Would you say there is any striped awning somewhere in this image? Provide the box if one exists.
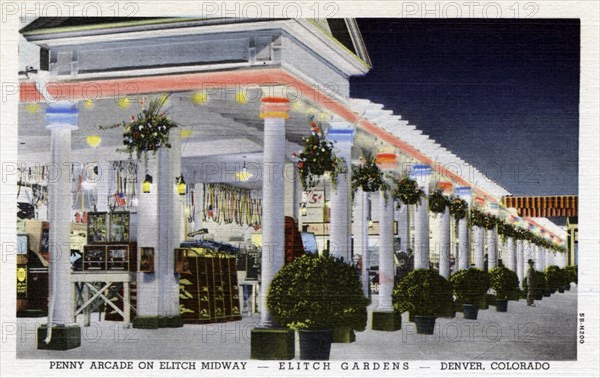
[503,196,578,217]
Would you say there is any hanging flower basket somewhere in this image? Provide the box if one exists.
[294,116,346,191]
[428,189,450,214]
[99,94,177,160]
[392,176,425,205]
[450,197,469,220]
[351,150,386,193]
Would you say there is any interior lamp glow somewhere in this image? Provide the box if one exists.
[300,202,308,217]
[177,175,186,195]
[142,174,153,193]
[235,161,253,182]
[86,135,102,148]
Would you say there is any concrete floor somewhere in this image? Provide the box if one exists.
[15,285,577,361]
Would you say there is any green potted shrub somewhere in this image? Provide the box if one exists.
[450,268,490,320]
[537,271,548,298]
[545,266,562,294]
[268,255,368,360]
[488,267,519,312]
[392,269,453,334]
[557,267,568,293]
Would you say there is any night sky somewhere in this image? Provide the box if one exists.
[351,19,580,197]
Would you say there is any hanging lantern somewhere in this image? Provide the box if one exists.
[235,159,253,182]
[177,175,186,196]
[300,202,308,217]
[142,174,153,193]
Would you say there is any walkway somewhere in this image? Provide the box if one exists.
[14,286,577,361]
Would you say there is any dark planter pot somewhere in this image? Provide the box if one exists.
[332,328,355,343]
[550,288,557,294]
[463,304,479,320]
[299,329,333,360]
[565,284,571,291]
[495,299,508,312]
[414,316,436,335]
[478,296,489,310]
[543,289,551,297]
[558,287,565,293]
[535,292,544,300]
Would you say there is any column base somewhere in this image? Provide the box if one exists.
[371,311,402,331]
[132,316,183,329]
[161,316,184,328]
[250,328,295,360]
[132,316,161,329]
[17,309,47,318]
[37,324,81,350]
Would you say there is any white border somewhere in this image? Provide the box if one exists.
[1,1,598,377]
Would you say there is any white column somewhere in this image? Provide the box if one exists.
[397,202,409,252]
[328,123,354,262]
[506,236,516,272]
[487,228,497,270]
[165,130,182,317]
[455,187,471,271]
[283,163,296,218]
[136,156,159,317]
[259,98,288,327]
[557,252,566,268]
[377,190,394,311]
[534,244,544,272]
[439,207,451,279]
[457,218,469,270]
[410,165,432,269]
[473,226,485,270]
[545,248,553,268]
[45,102,78,326]
[96,160,110,212]
[354,189,370,297]
[516,238,525,286]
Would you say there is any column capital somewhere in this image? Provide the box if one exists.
[455,186,472,203]
[259,97,290,120]
[45,101,78,131]
[327,121,355,145]
[409,164,432,178]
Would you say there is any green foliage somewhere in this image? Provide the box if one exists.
[351,150,387,193]
[545,265,564,289]
[488,267,519,299]
[450,268,490,305]
[392,269,453,317]
[536,271,547,290]
[295,116,346,191]
[498,222,517,238]
[469,209,498,229]
[267,255,368,331]
[565,265,578,284]
[449,196,468,220]
[392,176,425,205]
[429,190,450,214]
